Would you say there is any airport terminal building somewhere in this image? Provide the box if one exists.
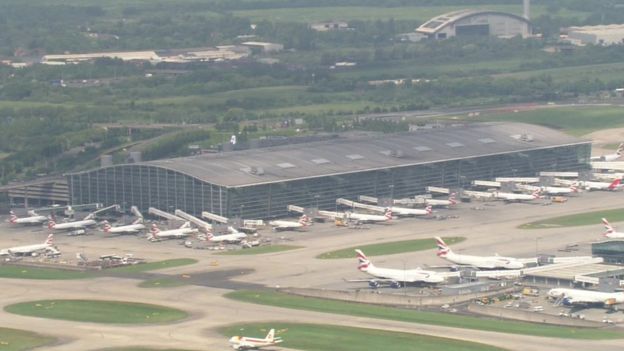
[67,122,591,219]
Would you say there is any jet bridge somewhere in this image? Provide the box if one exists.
[148,207,184,222]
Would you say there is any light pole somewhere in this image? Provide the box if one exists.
[389,184,395,202]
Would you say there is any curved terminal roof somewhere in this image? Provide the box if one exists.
[72,122,587,188]
[416,9,530,35]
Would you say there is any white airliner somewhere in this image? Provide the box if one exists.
[590,143,624,162]
[548,288,624,308]
[8,210,49,225]
[578,178,622,191]
[319,209,392,223]
[206,230,247,243]
[389,205,432,216]
[516,184,578,195]
[48,216,97,231]
[425,193,457,207]
[435,237,524,269]
[353,249,445,287]
[229,329,283,350]
[148,222,198,241]
[102,219,145,235]
[0,234,57,256]
[269,215,311,231]
[601,218,624,239]
[492,189,542,202]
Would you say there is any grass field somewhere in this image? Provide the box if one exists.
[97,348,197,351]
[233,5,588,23]
[107,258,198,274]
[217,245,303,255]
[317,237,465,259]
[495,62,624,83]
[475,106,624,136]
[0,265,94,280]
[138,278,189,289]
[5,300,188,324]
[0,327,56,351]
[520,208,624,229]
[220,323,506,351]
[225,290,624,340]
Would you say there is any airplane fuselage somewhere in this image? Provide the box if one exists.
[50,219,97,230]
[548,288,624,307]
[441,251,524,269]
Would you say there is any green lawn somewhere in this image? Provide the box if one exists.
[5,300,188,324]
[520,208,624,229]
[138,278,189,289]
[97,348,197,351]
[0,265,94,280]
[225,290,624,340]
[474,106,624,136]
[0,327,56,351]
[317,237,465,259]
[220,323,506,351]
[217,245,303,255]
[107,258,198,274]
[233,5,587,23]
[496,62,624,83]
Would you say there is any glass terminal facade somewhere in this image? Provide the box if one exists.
[68,143,590,219]
[593,241,624,264]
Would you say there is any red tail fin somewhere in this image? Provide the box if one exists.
[45,234,54,245]
[608,178,622,190]
[9,211,17,224]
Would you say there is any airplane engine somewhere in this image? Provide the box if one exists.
[390,281,402,289]
[562,297,573,306]
[368,280,380,289]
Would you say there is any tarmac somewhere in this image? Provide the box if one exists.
[1,190,624,350]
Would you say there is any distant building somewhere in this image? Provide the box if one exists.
[416,9,532,40]
[564,25,624,46]
[310,21,350,32]
[241,41,284,53]
[397,32,428,42]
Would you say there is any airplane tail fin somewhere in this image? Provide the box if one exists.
[180,221,191,229]
[449,193,457,205]
[266,329,275,342]
[617,143,624,155]
[532,189,542,199]
[435,236,450,257]
[47,219,56,230]
[384,208,392,220]
[150,223,160,235]
[9,211,17,224]
[602,218,615,235]
[45,234,54,245]
[425,205,432,215]
[102,220,112,233]
[608,178,622,190]
[570,184,579,193]
[299,214,310,226]
[355,249,371,271]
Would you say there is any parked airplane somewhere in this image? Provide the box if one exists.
[516,184,578,195]
[353,249,445,288]
[435,236,524,269]
[48,216,97,231]
[269,215,311,231]
[601,218,624,239]
[578,178,622,191]
[102,219,145,235]
[8,210,48,225]
[319,209,392,223]
[229,329,283,350]
[148,222,198,241]
[206,230,248,243]
[548,288,624,309]
[590,143,624,162]
[389,205,432,217]
[425,193,457,207]
[492,189,542,202]
[0,234,57,256]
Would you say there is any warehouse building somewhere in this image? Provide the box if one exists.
[416,9,532,39]
[564,25,624,46]
[67,122,590,219]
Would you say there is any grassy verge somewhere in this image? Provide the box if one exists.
[519,208,624,229]
[225,290,623,340]
[0,265,94,280]
[220,323,506,351]
[5,300,188,324]
[138,278,189,289]
[97,348,197,351]
[0,327,56,351]
[317,237,464,259]
[216,245,303,256]
[107,258,197,273]
[473,106,624,136]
